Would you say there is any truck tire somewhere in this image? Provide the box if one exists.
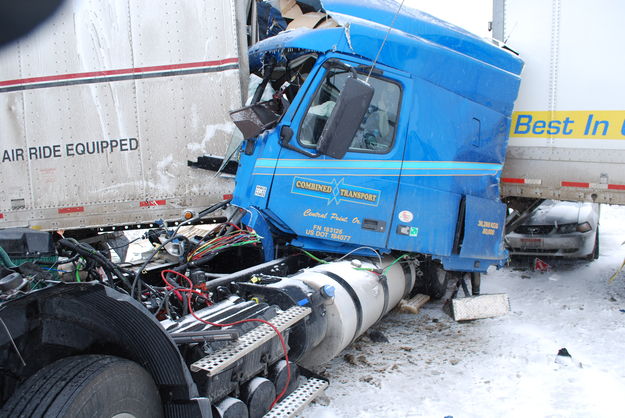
[426,266,451,299]
[1,355,163,418]
[414,262,450,300]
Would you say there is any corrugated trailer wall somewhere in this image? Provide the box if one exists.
[0,0,242,229]
[495,0,625,204]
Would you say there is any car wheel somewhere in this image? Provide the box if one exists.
[589,229,600,260]
[0,355,163,418]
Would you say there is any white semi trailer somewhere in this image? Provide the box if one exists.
[494,0,625,205]
[0,0,246,231]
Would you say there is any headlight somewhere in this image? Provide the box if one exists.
[576,222,592,233]
[557,223,577,233]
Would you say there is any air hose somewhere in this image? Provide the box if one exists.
[0,247,18,269]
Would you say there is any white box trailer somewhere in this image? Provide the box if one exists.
[0,0,248,230]
[494,0,625,205]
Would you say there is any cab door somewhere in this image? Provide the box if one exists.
[265,60,407,249]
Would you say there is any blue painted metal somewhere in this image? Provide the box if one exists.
[240,206,275,262]
[321,0,522,74]
[234,2,523,272]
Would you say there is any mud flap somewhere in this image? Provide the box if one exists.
[450,293,510,321]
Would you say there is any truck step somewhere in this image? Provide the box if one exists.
[264,377,328,418]
[190,306,311,375]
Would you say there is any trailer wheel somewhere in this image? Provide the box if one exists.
[0,355,163,418]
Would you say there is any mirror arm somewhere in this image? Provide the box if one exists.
[251,56,276,105]
[280,125,320,158]
[244,137,256,155]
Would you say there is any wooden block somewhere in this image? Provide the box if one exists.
[398,294,430,314]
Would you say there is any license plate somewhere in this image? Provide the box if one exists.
[520,238,543,248]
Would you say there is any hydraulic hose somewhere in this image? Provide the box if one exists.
[0,247,18,268]
[57,239,132,289]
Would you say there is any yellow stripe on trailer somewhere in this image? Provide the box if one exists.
[510,110,625,140]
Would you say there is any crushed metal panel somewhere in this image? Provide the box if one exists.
[451,294,510,321]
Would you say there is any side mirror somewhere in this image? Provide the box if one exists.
[317,76,374,159]
[229,101,281,140]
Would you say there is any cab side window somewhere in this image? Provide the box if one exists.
[299,68,401,153]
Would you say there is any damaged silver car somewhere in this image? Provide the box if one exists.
[505,200,600,260]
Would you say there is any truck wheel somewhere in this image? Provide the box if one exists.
[423,263,451,299]
[0,355,163,418]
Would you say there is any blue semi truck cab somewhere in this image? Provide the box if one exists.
[0,2,524,415]
[232,0,523,275]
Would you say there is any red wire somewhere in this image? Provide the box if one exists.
[161,270,291,409]
[161,270,212,305]
[227,222,242,230]
[162,269,195,289]
[190,232,248,259]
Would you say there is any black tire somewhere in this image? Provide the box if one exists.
[421,262,451,299]
[1,355,163,418]
[585,230,600,261]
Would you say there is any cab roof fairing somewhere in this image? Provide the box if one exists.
[248,0,523,114]
[249,23,522,115]
[321,0,522,75]
[338,20,523,115]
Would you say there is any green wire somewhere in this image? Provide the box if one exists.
[383,254,409,274]
[74,257,84,282]
[191,231,261,259]
[301,250,329,264]
[351,254,409,274]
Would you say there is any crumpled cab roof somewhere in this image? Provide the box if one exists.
[249,0,523,114]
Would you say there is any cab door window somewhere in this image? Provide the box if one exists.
[299,68,401,153]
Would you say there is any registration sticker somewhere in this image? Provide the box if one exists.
[254,185,267,198]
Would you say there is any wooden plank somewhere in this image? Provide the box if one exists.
[398,294,430,314]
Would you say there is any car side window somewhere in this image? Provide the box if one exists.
[299,68,400,153]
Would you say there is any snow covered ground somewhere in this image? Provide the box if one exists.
[303,204,625,418]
